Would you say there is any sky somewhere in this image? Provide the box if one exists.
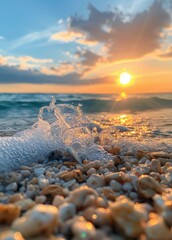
[0,0,172,93]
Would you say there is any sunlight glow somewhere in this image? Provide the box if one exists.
[120,72,132,85]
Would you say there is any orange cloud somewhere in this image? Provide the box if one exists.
[51,30,97,45]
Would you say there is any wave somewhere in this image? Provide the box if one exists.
[0,97,171,173]
[0,97,172,113]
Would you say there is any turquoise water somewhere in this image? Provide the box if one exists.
[0,93,172,139]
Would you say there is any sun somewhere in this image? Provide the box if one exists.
[120,72,132,85]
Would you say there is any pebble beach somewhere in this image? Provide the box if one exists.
[0,147,172,240]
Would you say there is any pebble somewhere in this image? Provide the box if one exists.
[33,168,45,177]
[5,182,18,192]
[0,231,25,240]
[68,186,98,209]
[87,174,105,188]
[145,213,172,240]
[53,195,65,207]
[162,201,172,226]
[150,159,161,173]
[86,167,97,176]
[15,198,36,211]
[150,151,169,159]
[41,184,65,201]
[12,204,59,237]
[83,207,113,227]
[110,180,122,192]
[72,216,96,239]
[122,182,133,192]
[9,193,23,203]
[0,204,20,224]
[137,175,163,199]
[110,197,146,238]
[38,178,49,189]
[59,202,76,222]
[35,195,47,204]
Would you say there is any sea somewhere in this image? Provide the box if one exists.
[0,93,172,173]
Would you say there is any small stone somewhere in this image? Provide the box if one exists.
[159,158,172,166]
[150,151,169,159]
[73,169,84,182]
[41,184,65,201]
[110,180,122,192]
[162,201,172,226]
[5,182,17,192]
[35,195,47,204]
[138,175,163,199]
[68,186,97,209]
[38,178,49,189]
[58,171,74,181]
[52,195,65,207]
[102,188,116,201]
[5,172,22,184]
[12,204,59,237]
[146,213,172,240]
[20,170,31,177]
[0,204,20,224]
[15,199,36,211]
[72,216,96,239]
[87,167,97,176]
[59,202,76,222]
[33,168,45,177]
[87,174,105,189]
[110,197,146,238]
[122,182,133,192]
[150,159,161,173]
[0,231,25,240]
[9,193,23,203]
[83,207,113,227]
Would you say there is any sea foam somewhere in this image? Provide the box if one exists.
[0,98,112,173]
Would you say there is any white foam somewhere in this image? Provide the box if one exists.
[0,98,112,173]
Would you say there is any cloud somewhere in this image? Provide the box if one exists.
[52,1,171,64]
[10,26,61,50]
[51,30,97,45]
[0,64,114,86]
[0,55,53,70]
[0,36,5,40]
[75,49,104,66]
[159,46,172,58]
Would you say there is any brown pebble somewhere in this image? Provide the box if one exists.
[73,169,84,182]
[9,193,23,203]
[102,188,116,201]
[0,204,20,224]
[41,184,65,201]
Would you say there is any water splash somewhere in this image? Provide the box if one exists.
[0,98,112,173]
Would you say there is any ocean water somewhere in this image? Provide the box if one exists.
[0,93,171,173]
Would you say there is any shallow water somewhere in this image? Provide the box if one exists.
[0,93,171,173]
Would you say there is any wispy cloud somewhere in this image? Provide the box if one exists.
[10,26,62,50]
[0,36,5,40]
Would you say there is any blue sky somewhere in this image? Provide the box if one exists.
[0,0,172,93]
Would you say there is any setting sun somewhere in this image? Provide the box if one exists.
[120,72,132,85]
